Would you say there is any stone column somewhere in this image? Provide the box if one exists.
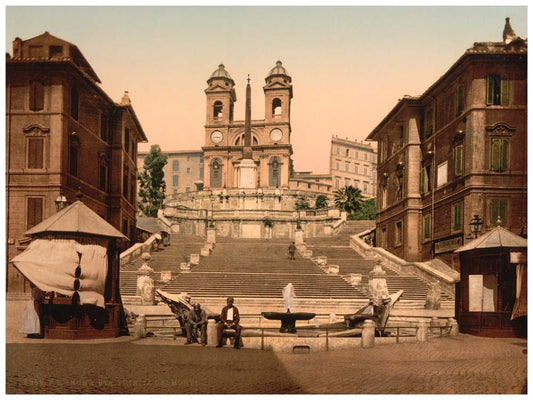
[361,319,376,348]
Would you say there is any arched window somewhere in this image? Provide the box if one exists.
[269,157,281,187]
[234,134,259,146]
[210,158,222,188]
[272,98,282,115]
[213,101,223,118]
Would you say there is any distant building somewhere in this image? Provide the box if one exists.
[6,32,147,292]
[330,136,377,198]
[290,172,332,194]
[138,150,204,195]
[366,18,527,264]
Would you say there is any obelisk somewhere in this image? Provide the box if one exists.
[238,75,257,188]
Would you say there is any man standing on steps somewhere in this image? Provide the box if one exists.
[216,297,242,349]
[185,303,207,346]
[288,242,296,260]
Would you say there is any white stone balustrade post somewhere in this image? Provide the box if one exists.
[361,319,375,348]
[134,315,147,338]
[416,320,429,342]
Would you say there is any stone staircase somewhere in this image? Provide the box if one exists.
[305,221,454,309]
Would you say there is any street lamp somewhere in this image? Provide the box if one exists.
[469,215,483,239]
[55,192,68,212]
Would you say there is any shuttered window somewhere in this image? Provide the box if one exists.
[453,203,463,231]
[487,75,509,106]
[490,199,508,226]
[491,138,509,172]
[29,80,44,111]
[423,215,431,239]
[453,144,463,177]
[27,197,43,229]
[456,85,464,116]
[27,137,44,169]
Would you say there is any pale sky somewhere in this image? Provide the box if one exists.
[5,5,528,173]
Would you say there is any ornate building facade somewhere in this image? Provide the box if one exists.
[202,62,293,190]
[6,32,147,291]
[367,18,527,265]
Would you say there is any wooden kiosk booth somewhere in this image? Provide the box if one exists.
[12,201,128,339]
[454,225,527,338]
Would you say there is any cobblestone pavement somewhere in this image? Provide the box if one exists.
[6,335,527,394]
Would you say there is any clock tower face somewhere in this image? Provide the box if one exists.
[270,128,283,142]
[210,130,223,144]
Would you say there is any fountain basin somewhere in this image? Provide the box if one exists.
[262,312,316,333]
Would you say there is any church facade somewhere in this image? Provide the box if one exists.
[202,62,293,190]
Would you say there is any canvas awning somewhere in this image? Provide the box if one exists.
[25,200,126,239]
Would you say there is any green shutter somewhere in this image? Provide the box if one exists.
[456,85,464,116]
[424,215,431,238]
[501,75,509,106]
[499,200,508,225]
[487,75,494,105]
[453,203,462,230]
[454,145,463,176]
[491,139,500,171]
[501,139,509,171]
[420,168,425,193]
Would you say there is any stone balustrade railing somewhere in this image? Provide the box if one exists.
[120,233,161,267]
[349,229,459,296]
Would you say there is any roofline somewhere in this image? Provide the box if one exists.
[117,104,148,142]
[366,97,421,140]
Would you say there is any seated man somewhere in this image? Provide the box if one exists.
[216,297,242,349]
[185,303,207,345]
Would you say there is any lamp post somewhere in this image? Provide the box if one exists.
[55,192,68,212]
[469,214,483,239]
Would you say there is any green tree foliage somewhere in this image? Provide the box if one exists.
[348,198,376,220]
[334,185,363,215]
[315,194,328,209]
[295,197,311,210]
[138,145,168,217]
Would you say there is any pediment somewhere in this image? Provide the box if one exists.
[263,81,289,90]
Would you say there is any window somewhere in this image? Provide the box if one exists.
[130,174,136,203]
[372,168,376,179]
[363,182,368,193]
[420,164,432,193]
[335,177,340,189]
[381,227,387,248]
[344,178,350,187]
[336,147,340,155]
[355,151,359,159]
[210,159,222,188]
[487,75,509,106]
[68,137,79,176]
[70,86,79,120]
[100,114,108,142]
[345,149,349,157]
[381,186,387,209]
[272,98,282,115]
[26,197,43,230]
[123,166,129,200]
[173,175,179,186]
[122,218,129,237]
[489,199,508,226]
[29,80,44,111]
[335,161,340,170]
[354,180,359,189]
[185,187,190,193]
[345,162,350,172]
[491,138,509,172]
[453,145,463,177]
[364,167,368,176]
[173,160,179,171]
[423,215,431,239]
[49,45,63,57]
[186,167,191,174]
[364,153,368,161]
[99,163,108,192]
[27,137,44,169]
[453,203,463,231]
[29,45,43,58]
[456,85,464,116]
[354,164,359,174]
[437,161,448,187]
[124,128,130,154]
[213,101,223,118]
[425,109,434,137]
[395,221,403,246]
[269,157,281,187]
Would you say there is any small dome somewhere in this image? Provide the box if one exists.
[266,60,291,82]
[207,63,234,85]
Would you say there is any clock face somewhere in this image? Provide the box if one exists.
[270,128,283,142]
[211,130,223,144]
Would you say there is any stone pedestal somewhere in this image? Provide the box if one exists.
[134,315,146,338]
[190,254,200,265]
[160,271,172,282]
[294,229,304,245]
[136,254,155,305]
[416,321,429,342]
[180,262,190,272]
[238,159,257,189]
[347,273,362,286]
[368,258,389,305]
[207,319,218,345]
[206,227,217,244]
[361,319,375,348]
[327,265,339,274]
[201,247,211,257]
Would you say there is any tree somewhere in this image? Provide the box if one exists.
[138,145,168,217]
[349,198,376,220]
[295,197,311,210]
[334,185,363,215]
[315,194,328,209]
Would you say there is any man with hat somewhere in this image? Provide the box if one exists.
[216,297,242,349]
[185,303,208,345]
